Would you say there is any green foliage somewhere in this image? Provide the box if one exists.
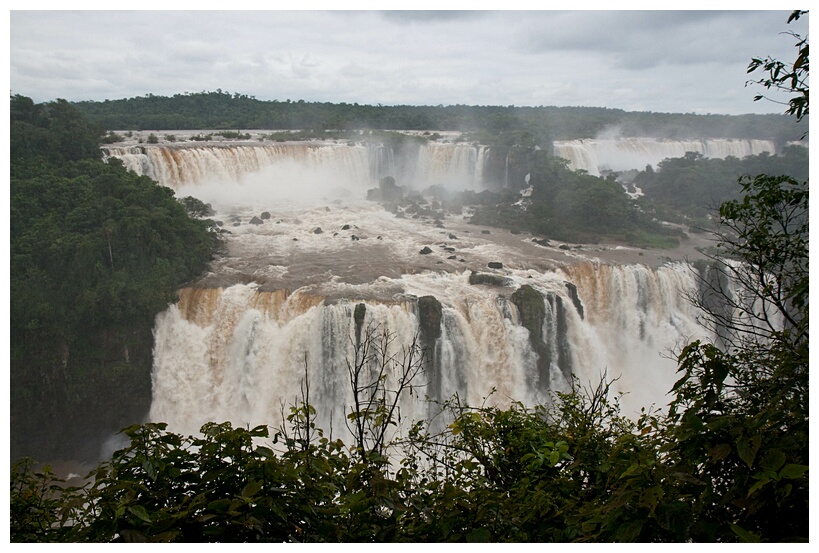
[10,96,224,461]
[470,153,682,247]
[633,147,807,223]
[71,90,805,144]
[747,10,809,125]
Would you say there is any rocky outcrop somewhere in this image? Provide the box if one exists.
[564,281,584,320]
[510,284,572,393]
[417,295,443,342]
[354,303,366,347]
[469,271,512,287]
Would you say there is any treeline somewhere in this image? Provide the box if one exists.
[10,95,223,461]
[463,143,808,247]
[72,90,806,144]
[634,145,809,223]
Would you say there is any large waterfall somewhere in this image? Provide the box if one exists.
[151,263,708,438]
[552,137,776,176]
[103,140,491,192]
[101,137,723,439]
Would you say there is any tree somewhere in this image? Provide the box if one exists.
[747,10,809,125]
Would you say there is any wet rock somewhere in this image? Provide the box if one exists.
[260,211,271,219]
[312,227,323,234]
[448,233,458,240]
[341,224,351,230]
[249,216,264,225]
[488,262,503,269]
[448,255,457,260]
[532,238,550,247]
[511,285,549,392]
[419,246,433,255]
[351,235,360,241]
[564,281,584,320]
[417,295,443,341]
[481,230,491,235]
[469,271,512,287]
[353,303,367,346]
[434,219,444,228]
[233,222,241,227]
[559,244,571,250]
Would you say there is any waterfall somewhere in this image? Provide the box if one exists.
[552,138,777,176]
[100,134,750,442]
[104,141,492,193]
[151,262,711,438]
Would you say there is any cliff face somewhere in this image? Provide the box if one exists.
[11,323,155,462]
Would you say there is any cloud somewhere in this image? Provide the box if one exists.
[9,10,808,115]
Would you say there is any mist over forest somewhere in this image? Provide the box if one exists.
[74,90,806,145]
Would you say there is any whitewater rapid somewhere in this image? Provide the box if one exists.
[101,138,717,439]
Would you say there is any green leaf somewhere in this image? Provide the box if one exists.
[241,479,263,498]
[466,527,492,542]
[779,464,809,480]
[128,504,152,523]
[708,443,732,462]
[730,524,760,543]
[759,449,787,472]
[736,435,762,468]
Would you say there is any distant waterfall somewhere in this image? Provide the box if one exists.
[104,141,492,192]
[552,138,777,176]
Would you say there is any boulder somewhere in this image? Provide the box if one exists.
[488,262,503,269]
[419,246,433,255]
[417,295,443,341]
[469,272,512,287]
[249,216,264,225]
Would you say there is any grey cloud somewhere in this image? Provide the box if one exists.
[9,10,808,114]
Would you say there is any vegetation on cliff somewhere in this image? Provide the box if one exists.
[10,95,223,461]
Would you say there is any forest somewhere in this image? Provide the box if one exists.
[74,91,805,146]
[9,11,809,543]
[10,94,223,461]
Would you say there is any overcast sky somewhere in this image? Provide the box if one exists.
[8,7,809,115]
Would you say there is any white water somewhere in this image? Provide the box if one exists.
[103,140,492,192]
[101,139,722,439]
[553,137,776,176]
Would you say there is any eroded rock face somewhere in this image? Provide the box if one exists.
[417,295,443,342]
[564,281,584,320]
[354,303,367,347]
[511,285,550,393]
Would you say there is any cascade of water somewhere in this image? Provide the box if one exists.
[151,261,713,439]
[104,141,492,192]
[552,138,777,176]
